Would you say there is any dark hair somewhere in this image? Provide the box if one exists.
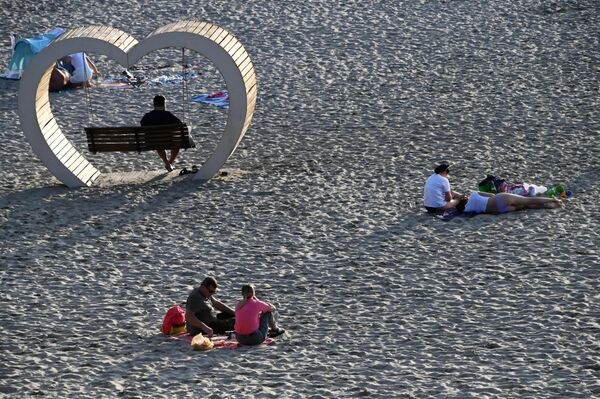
[434,163,450,174]
[241,284,255,298]
[201,276,217,288]
[153,95,166,107]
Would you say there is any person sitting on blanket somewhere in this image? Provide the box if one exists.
[233,284,285,345]
[140,95,183,172]
[456,191,564,214]
[423,162,464,214]
[185,277,235,337]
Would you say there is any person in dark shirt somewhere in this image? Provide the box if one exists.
[185,277,235,337]
[140,95,183,172]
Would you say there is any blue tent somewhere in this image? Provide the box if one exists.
[1,27,65,80]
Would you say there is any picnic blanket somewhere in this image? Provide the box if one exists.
[146,70,202,86]
[171,332,276,350]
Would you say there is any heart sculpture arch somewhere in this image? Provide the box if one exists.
[18,21,257,187]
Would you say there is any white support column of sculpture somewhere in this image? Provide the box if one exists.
[18,21,257,188]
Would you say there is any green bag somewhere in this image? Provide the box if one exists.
[478,175,498,193]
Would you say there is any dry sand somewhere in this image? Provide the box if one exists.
[1,1,599,398]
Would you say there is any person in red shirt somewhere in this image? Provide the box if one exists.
[234,284,285,345]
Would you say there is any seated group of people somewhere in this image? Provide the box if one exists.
[49,52,100,92]
[184,277,285,346]
[423,163,564,215]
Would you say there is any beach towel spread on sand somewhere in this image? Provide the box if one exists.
[429,209,477,221]
[91,69,198,88]
[146,70,202,86]
[191,91,230,108]
[88,69,204,90]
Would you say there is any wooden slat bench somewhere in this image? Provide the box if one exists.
[85,124,195,153]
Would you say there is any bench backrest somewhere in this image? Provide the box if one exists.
[85,124,194,153]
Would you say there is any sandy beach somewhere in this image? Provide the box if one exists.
[1,0,599,397]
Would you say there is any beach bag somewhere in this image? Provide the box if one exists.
[161,305,186,335]
[478,175,509,193]
[478,175,498,193]
[191,334,214,351]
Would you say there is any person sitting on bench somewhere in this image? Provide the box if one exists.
[140,95,183,172]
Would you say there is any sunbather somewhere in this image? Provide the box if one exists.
[58,52,100,87]
[457,191,564,214]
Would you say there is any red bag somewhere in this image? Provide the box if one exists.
[161,305,186,335]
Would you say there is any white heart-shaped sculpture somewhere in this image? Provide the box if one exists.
[18,21,257,187]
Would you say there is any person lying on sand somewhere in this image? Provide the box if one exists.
[49,65,70,92]
[50,53,101,92]
[456,191,564,214]
[58,52,101,87]
[233,284,285,345]
[423,163,464,214]
[185,277,235,338]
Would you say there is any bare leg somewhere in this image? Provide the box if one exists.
[156,150,173,171]
[441,198,460,210]
[489,193,563,213]
[168,148,180,166]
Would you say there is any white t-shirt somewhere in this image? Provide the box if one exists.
[465,191,489,213]
[69,52,93,84]
[423,173,451,208]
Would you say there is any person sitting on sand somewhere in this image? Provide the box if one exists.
[185,277,235,337]
[456,191,564,214]
[140,95,183,172]
[423,162,464,214]
[233,284,285,345]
